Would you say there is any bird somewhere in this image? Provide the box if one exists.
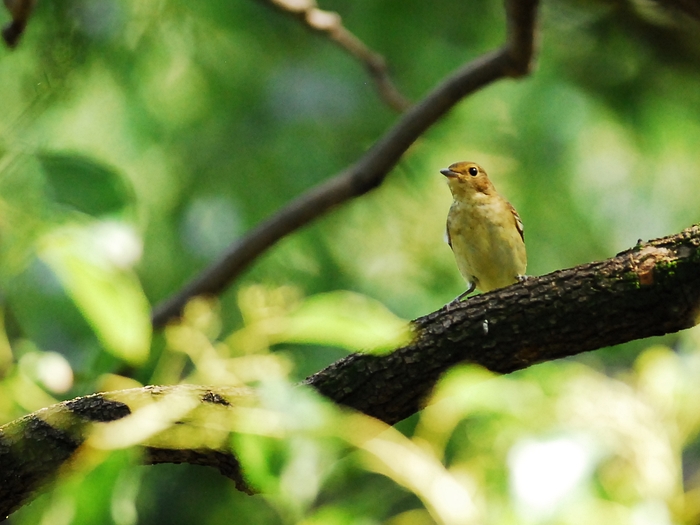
[441,161,527,301]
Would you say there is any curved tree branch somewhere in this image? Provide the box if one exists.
[255,0,411,112]
[3,224,700,518]
[150,0,541,328]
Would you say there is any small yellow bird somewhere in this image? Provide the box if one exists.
[441,161,527,301]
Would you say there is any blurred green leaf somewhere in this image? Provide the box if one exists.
[230,433,287,493]
[37,226,151,365]
[38,153,133,217]
[279,291,411,355]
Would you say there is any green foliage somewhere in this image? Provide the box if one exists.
[12,305,700,524]
[38,225,151,365]
[2,0,700,523]
[38,153,134,217]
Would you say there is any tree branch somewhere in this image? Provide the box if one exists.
[255,0,410,112]
[150,0,541,328]
[655,0,700,22]
[306,224,700,423]
[0,385,253,519]
[3,224,700,518]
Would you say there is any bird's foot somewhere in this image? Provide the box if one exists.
[448,282,477,305]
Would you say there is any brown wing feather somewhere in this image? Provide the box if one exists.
[510,204,524,241]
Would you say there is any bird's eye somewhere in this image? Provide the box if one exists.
[468,166,478,176]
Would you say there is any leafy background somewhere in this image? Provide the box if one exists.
[1,0,700,523]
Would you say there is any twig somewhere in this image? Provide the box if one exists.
[151,0,540,329]
[258,0,411,112]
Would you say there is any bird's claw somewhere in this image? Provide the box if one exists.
[448,282,476,305]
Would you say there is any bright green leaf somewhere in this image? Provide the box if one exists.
[38,226,151,365]
[279,291,411,355]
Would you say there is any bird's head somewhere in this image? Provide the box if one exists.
[440,161,494,198]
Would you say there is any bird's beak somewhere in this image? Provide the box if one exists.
[441,168,458,178]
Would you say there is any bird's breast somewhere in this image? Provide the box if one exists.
[447,197,526,292]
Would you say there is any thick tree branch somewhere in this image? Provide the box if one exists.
[3,224,700,518]
[306,225,700,423]
[655,0,700,21]
[151,0,541,328]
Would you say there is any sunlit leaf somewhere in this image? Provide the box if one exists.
[278,291,411,354]
[37,226,151,365]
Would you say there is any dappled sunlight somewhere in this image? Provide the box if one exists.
[7,363,59,413]
[150,293,700,523]
[20,350,74,394]
[557,369,680,503]
[227,385,481,524]
[508,435,596,519]
[416,365,545,460]
[149,292,477,522]
[409,341,700,524]
[38,449,143,525]
[88,389,202,450]
[279,290,411,354]
[183,285,411,362]
[346,415,479,525]
[90,221,142,270]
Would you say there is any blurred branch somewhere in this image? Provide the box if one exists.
[3,224,700,518]
[256,0,411,112]
[151,0,540,329]
[0,385,253,518]
[656,0,700,21]
[1,0,35,47]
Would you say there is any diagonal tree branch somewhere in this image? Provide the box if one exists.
[150,0,540,329]
[306,224,700,423]
[3,224,700,518]
[655,0,700,21]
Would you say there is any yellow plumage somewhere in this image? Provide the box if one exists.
[442,161,526,299]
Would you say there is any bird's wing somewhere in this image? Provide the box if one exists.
[510,204,524,241]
